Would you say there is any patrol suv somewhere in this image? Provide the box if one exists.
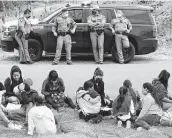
[1,4,158,63]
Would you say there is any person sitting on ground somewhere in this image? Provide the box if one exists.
[135,83,163,131]
[4,65,24,104]
[41,70,76,111]
[76,81,102,123]
[8,78,38,124]
[28,96,57,135]
[112,86,135,128]
[123,79,142,116]
[87,67,112,107]
[0,82,22,130]
[152,70,172,110]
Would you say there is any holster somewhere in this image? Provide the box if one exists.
[16,30,23,38]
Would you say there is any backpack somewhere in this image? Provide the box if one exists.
[160,107,172,127]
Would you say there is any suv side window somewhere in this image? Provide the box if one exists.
[68,9,83,23]
[85,9,112,23]
[121,9,153,24]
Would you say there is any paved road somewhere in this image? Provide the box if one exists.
[0,54,172,100]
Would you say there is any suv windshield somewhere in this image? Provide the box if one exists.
[42,7,63,22]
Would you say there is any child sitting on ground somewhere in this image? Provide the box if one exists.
[112,86,135,128]
[76,81,102,123]
[135,83,163,131]
[123,80,142,116]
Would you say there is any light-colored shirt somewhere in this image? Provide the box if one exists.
[18,17,32,34]
[52,16,76,33]
[28,105,57,135]
[111,17,132,32]
[87,14,106,30]
[138,93,163,119]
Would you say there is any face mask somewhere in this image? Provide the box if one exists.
[116,13,122,18]
[95,78,102,83]
[92,10,97,15]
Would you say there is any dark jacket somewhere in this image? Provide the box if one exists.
[4,66,23,97]
[20,89,38,105]
[88,77,105,106]
[112,95,131,116]
[41,77,65,96]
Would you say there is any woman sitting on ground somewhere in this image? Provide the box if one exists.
[112,86,135,128]
[135,83,163,131]
[4,65,24,104]
[76,81,102,123]
[123,79,142,116]
[41,70,76,111]
[152,70,172,110]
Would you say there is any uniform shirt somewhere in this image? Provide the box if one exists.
[111,17,132,32]
[87,14,106,30]
[52,16,76,33]
[18,17,32,34]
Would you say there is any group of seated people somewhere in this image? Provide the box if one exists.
[0,65,172,135]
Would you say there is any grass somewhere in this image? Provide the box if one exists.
[0,108,172,138]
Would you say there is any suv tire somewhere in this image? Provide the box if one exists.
[112,42,135,63]
[28,39,43,61]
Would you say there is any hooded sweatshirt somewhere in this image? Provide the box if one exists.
[152,79,168,101]
[28,105,57,135]
[4,66,23,97]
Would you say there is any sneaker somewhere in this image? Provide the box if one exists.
[99,61,103,64]
[52,61,58,65]
[20,61,26,64]
[137,127,144,131]
[126,120,131,128]
[7,122,22,130]
[117,120,122,127]
[67,61,72,65]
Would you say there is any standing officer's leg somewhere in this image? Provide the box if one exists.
[122,35,130,48]
[53,36,64,64]
[115,34,124,63]
[98,32,104,63]
[90,32,99,63]
[64,34,72,64]
[22,37,32,62]
[15,35,26,63]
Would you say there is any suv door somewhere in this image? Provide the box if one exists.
[84,8,115,54]
[46,8,85,54]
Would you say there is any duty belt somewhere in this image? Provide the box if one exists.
[58,32,70,36]
[115,31,127,35]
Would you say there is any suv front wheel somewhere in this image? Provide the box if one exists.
[28,39,43,61]
[111,42,135,63]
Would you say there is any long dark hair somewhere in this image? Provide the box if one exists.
[158,70,170,89]
[48,70,58,83]
[116,86,128,110]
[143,82,162,108]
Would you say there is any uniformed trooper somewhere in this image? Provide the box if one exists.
[15,9,34,64]
[110,10,132,64]
[87,6,106,64]
[52,8,77,65]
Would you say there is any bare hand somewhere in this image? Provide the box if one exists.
[53,32,57,37]
[126,29,130,33]
[70,29,75,34]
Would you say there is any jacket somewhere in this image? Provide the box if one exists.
[41,77,65,96]
[28,105,57,135]
[4,66,23,97]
